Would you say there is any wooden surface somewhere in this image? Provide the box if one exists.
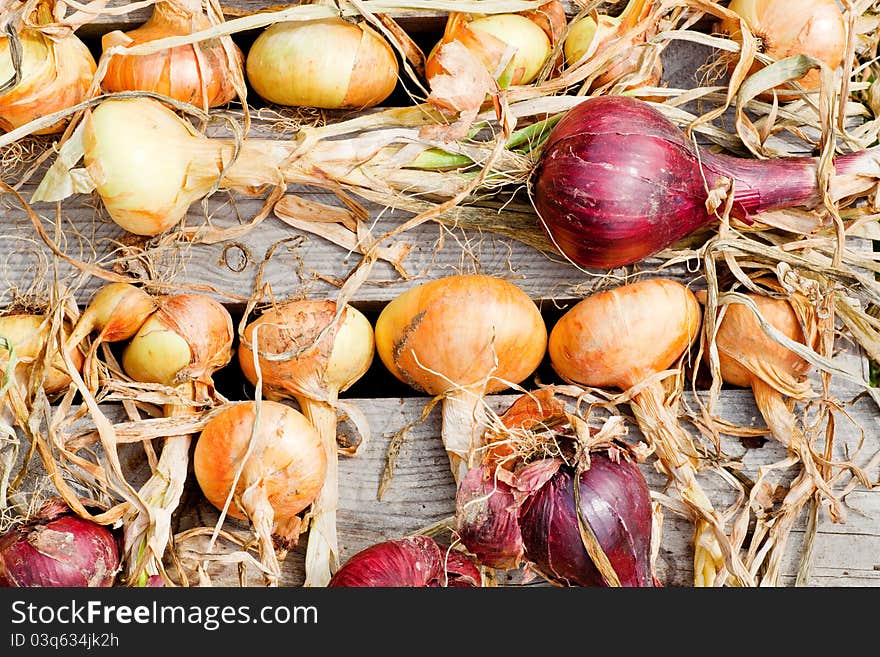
[1,3,878,587]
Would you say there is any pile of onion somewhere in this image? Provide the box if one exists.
[246,17,399,109]
[716,0,846,101]
[547,278,748,586]
[328,536,480,587]
[533,95,880,269]
[194,400,326,586]
[374,274,546,486]
[702,282,830,585]
[454,388,655,586]
[0,498,119,587]
[238,299,374,587]
[0,0,95,134]
[119,292,233,585]
[101,0,243,108]
[563,0,662,93]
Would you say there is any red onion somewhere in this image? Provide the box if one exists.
[328,536,481,587]
[532,95,880,268]
[0,499,120,587]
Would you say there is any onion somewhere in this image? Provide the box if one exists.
[717,0,846,100]
[374,274,547,485]
[563,0,662,92]
[0,498,119,587]
[246,18,399,109]
[426,12,551,88]
[704,285,825,585]
[328,536,480,587]
[194,400,326,585]
[119,293,233,584]
[238,300,374,587]
[0,0,96,134]
[101,0,244,108]
[532,95,880,269]
[548,278,748,586]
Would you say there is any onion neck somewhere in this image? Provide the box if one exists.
[440,387,487,487]
[240,482,281,587]
[215,139,297,192]
[704,145,880,217]
[750,377,797,449]
[297,393,339,588]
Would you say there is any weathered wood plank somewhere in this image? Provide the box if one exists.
[15,389,877,587]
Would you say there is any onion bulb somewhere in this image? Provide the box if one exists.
[703,285,824,585]
[426,12,551,89]
[238,300,374,587]
[563,0,662,92]
[548,278,748,587]
[375,275,547,486]
[328,536,480,587]
[101,0,244,108]
[0,1,96,134]
[194,400,326,585]
[246,18,399,109]
[119,293,233,584]
[0,499,119,587]
[716,0,846,100]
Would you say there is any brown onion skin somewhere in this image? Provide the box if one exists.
[519,454,654,587]
[533,95,873,268]
[0,501,119,587]
[328,536,480,587]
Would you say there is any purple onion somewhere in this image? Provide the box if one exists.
[328,535,481,587]
[455,465,523,569]
[0,499,120,587]
[533,95,878,268]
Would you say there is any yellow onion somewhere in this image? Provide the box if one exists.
[194,400,326,585]
[716,0,846,100]
[704,287,823,585]
[246,18,399,109]
[0,313,83,397]
[0,1,96,134]
[101,0,243,108]
[120,293,233,584]
[238,299,373,587]
[563,0,661,92]
[548,278,750,587]
[374,275,547,485]
[426,12,551,88]
[81,97,292,236]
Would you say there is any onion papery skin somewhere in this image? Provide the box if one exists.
[374,274,547,396]
[518,455,654,587]
[193,400,326,523]
[246,18,399,109]
[328,536,481,587]
[0,28,96,134]
[0,314,84,395]
[532,95,876,269]
[455,464,523,569]
[102,1,243,107]
[0,500,119,587]
[717,0,846,100]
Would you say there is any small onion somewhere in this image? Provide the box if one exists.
[0,499,119,587]
[328,536,481,587]
[246,18,399,109]
[0,2,96,134]
[238,300,374,587]
[194,400,327,585]
[0,313,83,397]
[101,0,244,108]
[374,275,547,485]
[717,0,846,100]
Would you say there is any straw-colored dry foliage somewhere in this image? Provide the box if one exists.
[0,0,878,587]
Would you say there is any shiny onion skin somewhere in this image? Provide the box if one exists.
[328,536,480,587]
[0,500,119,587]
[102,1,243,107]
[532,95,878,269]
[518,456,654,587]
